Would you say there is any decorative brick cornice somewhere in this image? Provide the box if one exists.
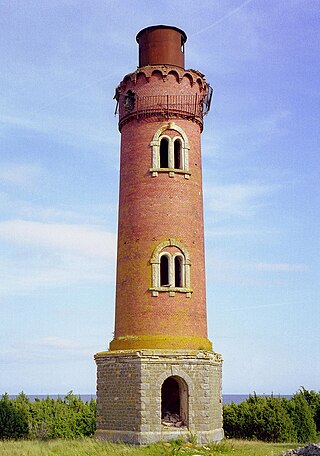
[118,66,207,92]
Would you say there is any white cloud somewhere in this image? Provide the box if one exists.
[206,255,308,286]
[0,164,42,187]
[1,112,114,149]
[204,182,278,218]
[27,337,83,350]
[0,220,116,259]
[0,220,116,295]
[0,253,114,296]
[190,0,256,38]
[0,337,97,363]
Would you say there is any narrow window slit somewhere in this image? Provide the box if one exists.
[174,139,181,169]
[174,256,183,287]
[160,138,169,168]
[160,255,169,286]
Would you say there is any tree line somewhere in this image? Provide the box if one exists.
[223,388,320,443]
[1,388,320,442]
[0,391,95,439]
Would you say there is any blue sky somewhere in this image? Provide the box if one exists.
[1,0,319,395]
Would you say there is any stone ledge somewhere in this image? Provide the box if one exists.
[95,349,222,364]
[95,427,224,445]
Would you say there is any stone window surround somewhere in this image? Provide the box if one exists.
[150,122,190,179]
[149,239,192,298]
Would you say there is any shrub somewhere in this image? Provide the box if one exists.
[2,392,96,440]
[0,394,29,439]
[223,389,320,443]
[285,391,317,443]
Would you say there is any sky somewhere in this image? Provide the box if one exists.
[0,0,319,396]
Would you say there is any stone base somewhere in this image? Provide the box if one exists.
[94,349,223,445]
[95,428,224,445]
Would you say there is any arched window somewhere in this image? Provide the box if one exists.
[160,254,170,286]
[149,239,192,297]
[174,255,183,287]
[174,139,182,169]
[160,138,169,168]
[124,90,135,111]
[150,122,190,178]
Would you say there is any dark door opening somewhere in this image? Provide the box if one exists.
[161,376,188,428]
[161,377,180,417]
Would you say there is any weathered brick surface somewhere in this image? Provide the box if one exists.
[111,67,211,351]
[95,350,223,444]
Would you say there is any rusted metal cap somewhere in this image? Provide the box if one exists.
[136,25,187,68]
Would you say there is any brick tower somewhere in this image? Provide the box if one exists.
[95,25,223,444]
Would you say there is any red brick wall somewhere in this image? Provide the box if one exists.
[111,68,211,350]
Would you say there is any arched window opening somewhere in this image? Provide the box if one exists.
[150,240,192,295]
[161,376,188,427]
[124,90,135,111]
[160,138,169,168]
[174,139,182,169]
[160,255,169,286]
[174,256,183,288]
[150,123,190,176]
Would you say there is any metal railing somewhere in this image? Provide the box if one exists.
[118,94,205,126]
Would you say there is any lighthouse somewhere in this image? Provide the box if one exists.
[95,25,223,444]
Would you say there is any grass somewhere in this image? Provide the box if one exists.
[0,438,302,456]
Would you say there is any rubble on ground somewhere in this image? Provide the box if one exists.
[280,443,320,455]
[161,412,187,428]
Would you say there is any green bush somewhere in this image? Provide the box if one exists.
[0,394,29,439]
[285,391,317,443]
[1,392,96,440]
[223,388,319,443]
[298,387,320,432]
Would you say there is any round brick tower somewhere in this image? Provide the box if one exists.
[95,25,223,445]
[110,25,211,352]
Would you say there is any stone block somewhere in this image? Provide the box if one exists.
[95,350,223,444]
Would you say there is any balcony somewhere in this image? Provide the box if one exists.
[117,93,208,130]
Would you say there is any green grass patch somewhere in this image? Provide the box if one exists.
[0,438,301,455]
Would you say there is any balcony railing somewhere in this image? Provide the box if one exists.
[117,94,207,128]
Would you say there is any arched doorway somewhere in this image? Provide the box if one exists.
[161,376,188,427]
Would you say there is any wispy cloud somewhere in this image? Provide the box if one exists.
[204,182,278,218]
[0,164,42,187]
[206,255,308,286]
[190,0,256,37]
[0,337,97,363]
[203,109,291,161]
[0,220,116,259]
[0,253,114,296]
[0,219,116,295]
[27,337,83,350]
[1,112,115,150]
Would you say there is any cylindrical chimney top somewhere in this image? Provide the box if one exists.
[136,25,187,68]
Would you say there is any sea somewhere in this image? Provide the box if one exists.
[8,394,291,404]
